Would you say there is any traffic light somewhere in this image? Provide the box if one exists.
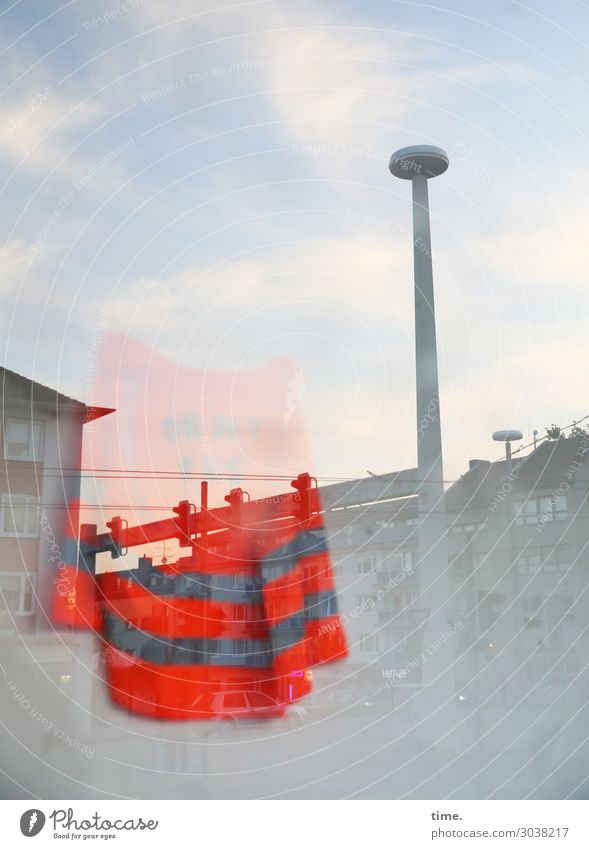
[105,516,128,559]
[291,472,313,520]
[224,487,244,508]
[172,500,195,547]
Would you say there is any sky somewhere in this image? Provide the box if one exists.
[2,0,589,500]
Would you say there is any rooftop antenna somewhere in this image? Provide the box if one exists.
[492,429,523,461]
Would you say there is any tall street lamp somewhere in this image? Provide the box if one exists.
[389,144,458,743]
[389,144,448,495]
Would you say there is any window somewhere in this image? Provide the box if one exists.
[450,520,487,535]
[449,553,467,576]
[232,640,248,655]
[389,550,412,571]
[475,552,493,577]
[332,561,344,578]
[472,552,487,570]
[359,633,380,653]
[555,595,575,622]
[451,550,488,576]
[354,593,375,612]
[515,495,568,525]
[514,544,571,574]
[356,556,376,575]
[376,516,418,529]
[521,595,542,625]
[0,495,39,537]
[0,572,36,615]
[223,692,246,708]
[262,565,283,582]
[391,589,415,613]
[376,518,395,529]
[247,692,274,708]
[207,639,220,655]
[3,419,43,461]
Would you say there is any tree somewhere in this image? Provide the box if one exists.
[545,422,589,441]
[545,424,562,440]
[570,424,589,439]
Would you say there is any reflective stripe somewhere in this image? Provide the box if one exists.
[101,527,332,667]
[266,593,337,651]
[259,539,298,581]
[78,549,96,574]
[62,537,79,565]
[304,591,339,619]
[100,528,329,595]
[296,529,328,557]
[259,529,328,581]
[103,610,275,667]
[269,612,306,652]
[107,561,263,603]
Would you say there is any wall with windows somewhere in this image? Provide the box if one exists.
[321,443,589,704]
[321,500,420,698]
[0,413,44,633]
[0,403,85,633]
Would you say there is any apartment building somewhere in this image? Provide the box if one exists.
[319,436,589,710]
[0,367,113,637]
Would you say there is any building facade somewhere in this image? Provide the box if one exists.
[0,367,113,637]
[319,436,589,712]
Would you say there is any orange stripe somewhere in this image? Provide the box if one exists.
[262,563,306,627]
[105,647,308,719]
[100,592,268,640]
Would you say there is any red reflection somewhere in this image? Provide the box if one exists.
[51,335,347,720]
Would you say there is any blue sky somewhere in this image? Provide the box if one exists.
[2,0,589,487]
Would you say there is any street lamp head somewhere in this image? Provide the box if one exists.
[492,430,523,443]
[389,145,449,180]
[492,429,523,462]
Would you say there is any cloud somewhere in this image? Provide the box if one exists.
[0,87,99,177]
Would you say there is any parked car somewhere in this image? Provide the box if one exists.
[200,690,307,733]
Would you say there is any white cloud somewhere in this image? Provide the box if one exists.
[0,87,99,177]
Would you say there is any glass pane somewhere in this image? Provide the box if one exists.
[248,692,273,707]
[3,497,26,534]
[5,421,30,458]
[32,422,43,458]
[22,577,34,613]
[26,499,38,534]
[224,693,246,707]
[0,574,21,612]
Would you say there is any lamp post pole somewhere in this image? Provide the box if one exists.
[390,145,457,744]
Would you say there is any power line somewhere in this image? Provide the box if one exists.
[9,467,351,482]
[506,413,589,460]
[3,466,458,483]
